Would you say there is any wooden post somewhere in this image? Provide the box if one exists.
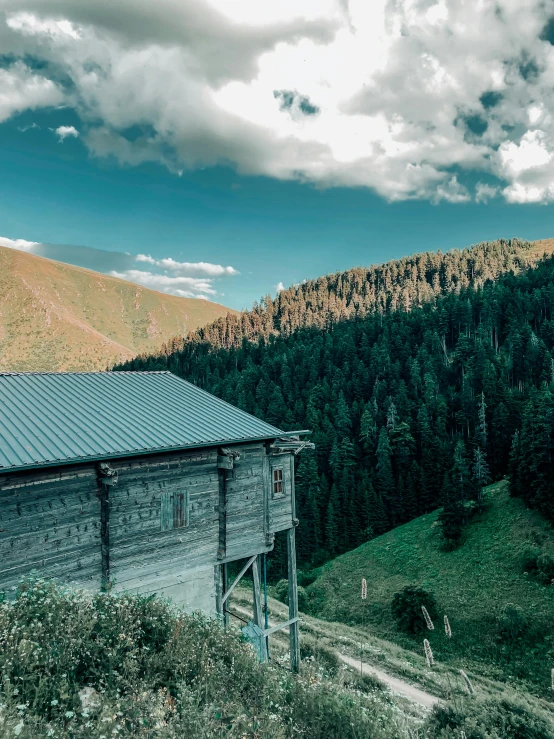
[252,555,267,661]
[214,565,223,620]
[287,526,300,673]
[222,562,229,628]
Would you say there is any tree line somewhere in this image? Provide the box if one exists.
[115,239,554,571]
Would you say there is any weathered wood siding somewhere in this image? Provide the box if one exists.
[0,443,297,614]
[0,464,101,595]
[268,453,294,532]
[108,449,219,608]
[225,443,267,559]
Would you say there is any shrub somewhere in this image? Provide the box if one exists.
[536,553,554,584]
[391,585,438,634]
[297,570,317,587]
[521,546,541,575]
[521,547,554,584]
[274,578,289,603]
[425,694,554,738]
[0,577,407,738]
[273,580,309,611]
[497,603,529,643]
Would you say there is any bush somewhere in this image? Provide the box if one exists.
[391,585,438,634]
[297,570,317,587]
[425,694,554,738]
[273,580,309,611]
[522,547,554,584]
[0,577,408,738]
[497,603,529,643]
[536,553,554,584]
[274,578,289,603]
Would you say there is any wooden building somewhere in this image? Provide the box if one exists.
[0,371,312,669]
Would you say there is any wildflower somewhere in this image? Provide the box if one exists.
[460,669,474,695]
[361,578,367,600]
[444,615,452,638]
[421,606,434,630]
[423,639,434,667]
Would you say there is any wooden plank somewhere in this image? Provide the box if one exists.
[100,478,110,589]
[252,555,267,661]
[222,562,229,628]
[287,526,300,673]
[263,616,300,638]
[221,555,256,605]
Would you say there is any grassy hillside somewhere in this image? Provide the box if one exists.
[0,246,235,371]
[2,578,553,738]
[307,481,554,698]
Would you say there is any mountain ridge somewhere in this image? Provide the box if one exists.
[0,245,236,372]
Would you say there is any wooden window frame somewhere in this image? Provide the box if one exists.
[160,490,189,531]
[272,466,285,499]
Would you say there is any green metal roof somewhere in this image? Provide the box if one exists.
[0,371,290,473]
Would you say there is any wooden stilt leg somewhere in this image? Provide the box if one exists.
[222,562,229,628]
[252,555,267,661]
[287,527,300,673]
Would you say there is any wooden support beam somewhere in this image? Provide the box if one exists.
[214,564,223,620]
[221,554,256,605]
[287,526,300,673]
[222,562,229,628]
[263,616,300,638]
[252,555,267,661]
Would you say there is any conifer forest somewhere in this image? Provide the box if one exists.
[115,239,554,572]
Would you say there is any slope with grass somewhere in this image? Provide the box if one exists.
[0,245,235,371]
[306,481,554,698]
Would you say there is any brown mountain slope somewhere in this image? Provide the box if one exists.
[0,246,237,371]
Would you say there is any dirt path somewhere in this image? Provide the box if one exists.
[337,652,440,709]
[228,602,440,710]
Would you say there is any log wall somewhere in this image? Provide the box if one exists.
[0,443,296,613]
[0,464,101,593]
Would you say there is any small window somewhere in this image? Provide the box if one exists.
[161,491,188,531]
[272,467,284,497]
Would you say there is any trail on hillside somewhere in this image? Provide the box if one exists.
[228,602,440,710]
[337,652,439,709]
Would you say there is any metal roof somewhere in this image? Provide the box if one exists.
[0,371,291,473]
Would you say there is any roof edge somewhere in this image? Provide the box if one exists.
[0,431,311,475]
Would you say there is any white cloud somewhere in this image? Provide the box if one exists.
[3,1,554,200]
[275,281,285,293]
[0,61,63,123]
[135,254,238,276]
[475,182,499,203]
[18,121,40,132]
[0,234,238,299]
[54,125,79,141]
[0,235,40,250]
[432,175,470,204]
[110,269,217,298]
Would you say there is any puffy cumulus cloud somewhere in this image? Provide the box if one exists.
[432,175,470,204]
[275,281,285,293]
[135,254,238,277]
[54,124,79,140]
[110,270,218,299]
[0,60,63,122]
[4,0,554,201]
[475,182,499,204]
[0,235,40,250]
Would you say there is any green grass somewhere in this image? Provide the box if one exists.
[307,481,554,698]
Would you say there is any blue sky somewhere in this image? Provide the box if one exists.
[2,1,554,310]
